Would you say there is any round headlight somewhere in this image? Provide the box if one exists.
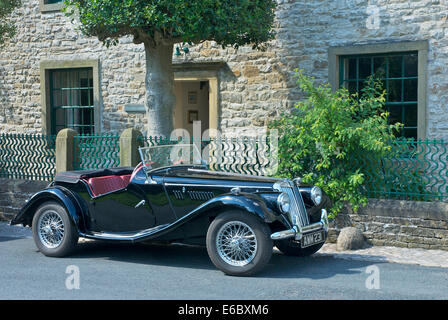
[311,186,322,205]
[277,192,290,213]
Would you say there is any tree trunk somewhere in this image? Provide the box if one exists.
[144,42,175,137]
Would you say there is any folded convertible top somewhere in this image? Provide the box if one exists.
[54,167,134,184]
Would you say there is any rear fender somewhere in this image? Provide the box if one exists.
[10,186,86,232]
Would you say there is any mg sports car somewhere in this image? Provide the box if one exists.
[11,144,330,276]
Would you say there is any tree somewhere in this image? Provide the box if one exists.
[0,0,21,46]
[64,0,277,136]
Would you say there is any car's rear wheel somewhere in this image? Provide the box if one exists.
[32,201,78,257]
[275,238,325,257]
[206,211,273,276]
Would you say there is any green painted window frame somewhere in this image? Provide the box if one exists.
[40,0,64,13]
[328,41,428,140]
[49,68,95,135]
[40,60,101,135]
[339,51,418,139]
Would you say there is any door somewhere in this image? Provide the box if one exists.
[87,183,156,233]
[173,80,209,138]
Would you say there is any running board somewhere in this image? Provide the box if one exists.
[83,224,170,241]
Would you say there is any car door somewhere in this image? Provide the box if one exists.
[87,182,156,233]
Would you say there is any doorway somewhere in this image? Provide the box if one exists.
[173,80,210,137]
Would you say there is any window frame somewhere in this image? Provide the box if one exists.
[49,67,95,135]
[339,51,419,139]
[40,0,64,13]
[328,41,428,140]
[40,60,101,135]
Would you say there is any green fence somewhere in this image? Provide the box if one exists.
[73,134,120,170]
[0,133,56,181]
[138,135,275,176]
[0,129,438,202]
[358,139,448,201]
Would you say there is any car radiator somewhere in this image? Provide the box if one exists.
[280,181,310,228]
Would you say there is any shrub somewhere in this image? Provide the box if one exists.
[269,70,402,217]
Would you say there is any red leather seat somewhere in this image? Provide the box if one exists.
[85,174,131,197]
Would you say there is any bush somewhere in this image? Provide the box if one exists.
[269,70,401,217]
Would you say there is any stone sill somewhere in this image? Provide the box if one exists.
[40,2,64,13]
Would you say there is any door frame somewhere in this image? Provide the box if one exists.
[173,62,223,134]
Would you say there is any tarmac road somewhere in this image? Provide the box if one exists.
[0,223,447,300]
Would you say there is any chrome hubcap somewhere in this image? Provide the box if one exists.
[37,210,65,249]
[216,221,258,266]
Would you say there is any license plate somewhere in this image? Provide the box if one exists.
[301,230,325,248]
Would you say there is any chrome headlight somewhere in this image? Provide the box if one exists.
[311,186,322,205]
[277,192,290,213]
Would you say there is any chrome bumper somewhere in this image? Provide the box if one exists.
[271,209,329,241]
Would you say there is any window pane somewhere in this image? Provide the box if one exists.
[347,58,357,79]
[373,57,386,79]
[359,79,375,95]
[404,128,417,140]
[359,57,371,79]
[388,56,403,78]
[388,105,402,124]
[403,79,417,101]
[404,54,418,77]
[387,79,402,102]
[347,81,357,95]
[404,104,418,127]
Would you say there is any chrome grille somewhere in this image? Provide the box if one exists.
[280,181,309,228]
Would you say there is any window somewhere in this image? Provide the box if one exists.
[50,68,95,135]
[40,0,64,12]
[339,52,418,139]
[329,41,428,140]
[40,59,100,135]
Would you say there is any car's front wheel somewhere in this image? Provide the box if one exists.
[32,201,78,257]
[206,211,273,276]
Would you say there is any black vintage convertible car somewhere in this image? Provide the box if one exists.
[11,144,330,276]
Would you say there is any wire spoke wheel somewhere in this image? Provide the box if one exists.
[216,221,258,267]
[37,210,65,249]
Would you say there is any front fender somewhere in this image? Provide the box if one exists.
[10,186,86,232]
[190,192,279,223]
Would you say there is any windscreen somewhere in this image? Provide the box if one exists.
[138,144,203,171]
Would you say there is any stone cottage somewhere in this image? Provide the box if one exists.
[0,0,447,140]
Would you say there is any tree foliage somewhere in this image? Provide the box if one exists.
[269,70,402,217]
[0,0,21,46]
[64,0,277,48]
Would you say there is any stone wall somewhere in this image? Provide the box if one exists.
[328,199,448,250]
[0,0,148,135]
[0,178,48,221]
[1,0,448,139]
[175,0,448,139]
